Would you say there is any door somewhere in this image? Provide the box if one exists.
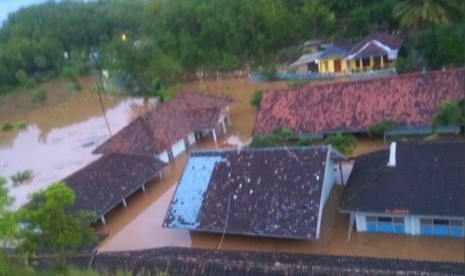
[334,59,342,72]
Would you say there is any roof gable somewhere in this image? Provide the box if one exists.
[349,32,402,54]
[253,69,464,136]
[164,147,345,239]
[340,141,464,216]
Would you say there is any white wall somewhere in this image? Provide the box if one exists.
[187,132,196,145]
[171,138,186,158]
[156,151,169,163]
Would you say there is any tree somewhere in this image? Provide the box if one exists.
[0,177,18,274]
[368,120,398,144]
[393,0,459,68]
[18,182,97,269]
[393,0,455,31]
[431,100,465,133]
[324,133,357,155]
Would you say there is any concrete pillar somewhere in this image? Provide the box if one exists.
[101,215,106,225]
[221,119,226,134]
[212,129,217,141]
[122,198,127,208]
[141,184,146,193]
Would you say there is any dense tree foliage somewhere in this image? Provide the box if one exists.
[18,182,97,269]
[0,177,18,274]
[0,0,463,94]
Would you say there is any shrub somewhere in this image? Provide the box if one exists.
[250,89,263,108]
[15,69,36,89]
[324,133,357,155]
[249,136,276,148]
[297,136,312,146]
[32,90,47,104]
[2,122,14,131]
[10,170,33,186]
[17,120,28,129]
[260,64,278,81]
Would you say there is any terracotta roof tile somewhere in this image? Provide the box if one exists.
[93,92,233,155]
[253,69,464,136]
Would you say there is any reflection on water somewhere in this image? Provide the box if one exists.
[0,97,148,210]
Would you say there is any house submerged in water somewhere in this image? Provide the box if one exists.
[163,146,346,240]
[340,141,464,238]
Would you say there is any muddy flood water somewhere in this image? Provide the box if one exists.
[0,77,463,262]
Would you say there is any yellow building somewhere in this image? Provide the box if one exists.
[316,46,348,74]
[345,33,402,73]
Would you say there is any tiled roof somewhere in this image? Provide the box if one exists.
[350,32,403,54]
[164,147,346,240]
[350,43,389,59]
[63,153,166,218]
[253,69,464,136]
[33,247,465,275]
[319,45,348,59]
[93,92,233,155]
[340,141,464,216]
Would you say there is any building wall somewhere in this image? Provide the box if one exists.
[172,138,186,158]
[187,132,196,145]
[156,151,169,163]
[321,157,337,205]
[318,58,347,73]
[353,212,464,238]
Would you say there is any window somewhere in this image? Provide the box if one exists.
[420,218,463,237]
[365,216,404,234]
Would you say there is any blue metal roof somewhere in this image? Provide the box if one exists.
[167,156,225,228]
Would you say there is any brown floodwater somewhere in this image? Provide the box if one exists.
[0,77,151,209]
[1,77,463,262]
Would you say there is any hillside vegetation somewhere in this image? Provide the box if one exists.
[0,0,463,95]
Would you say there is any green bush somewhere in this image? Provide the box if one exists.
[15,69,37,89]
[17,120,28,129]
[368,120,398,137]
[260,64,278,81]
[10,170,33,186]
[249,136,276,148]
[324,133,357,155]
[250,89,263,108]
[297,136,312,146]
[2,122,14,131]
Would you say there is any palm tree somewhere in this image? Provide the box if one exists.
[393,0,458,68]
[393,0,454,31]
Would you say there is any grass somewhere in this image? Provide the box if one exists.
[32,90,47,104]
